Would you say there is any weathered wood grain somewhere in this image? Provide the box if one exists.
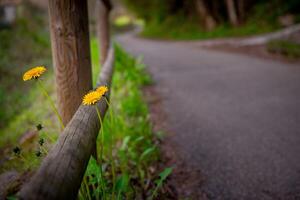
[48,0,93,125]
[18,48,114,200]
[96,0,112,65]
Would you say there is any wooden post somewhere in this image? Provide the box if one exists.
[48,0,93,125]
[96,0,112,64]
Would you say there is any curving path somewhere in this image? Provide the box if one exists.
[117,33,300,200]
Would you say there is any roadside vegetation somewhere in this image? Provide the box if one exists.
[141,18,278,40]
[0,4,51,132]
[80,43,172,199]
[0,4,55,173]
[0,3,171,199]
[267,39,300,58]
[121,0,300,40]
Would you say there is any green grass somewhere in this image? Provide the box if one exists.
[114,15,132,27]
[0,72,60,172]
[112,15,138,33]
[0,3,56,172]
[140,2,286,40]
[0,4,52,130]
[1,7,170,199]
[78,43,169,200]
[267,40,300,58]
[141,17,279,40]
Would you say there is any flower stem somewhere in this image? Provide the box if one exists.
[44,133,56,143]
[95,106,106,199]
[18,154,33,169]
[37,79,65,129]
[105,97,116,199]
[40,146,48,155]
[84,176,92,200]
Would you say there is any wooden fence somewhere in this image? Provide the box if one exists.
[18,0,113,199]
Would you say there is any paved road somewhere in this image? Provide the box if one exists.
[117,33,300,200]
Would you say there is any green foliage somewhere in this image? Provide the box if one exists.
[112,15,138,33]
[115,174,130,196]
[114,44,152,86]
[90,38,101,86]
[0,4,171,198]
[6,195,17,200]
[78,43,170,199]
[0,2,51,129]
[114,15,132,27]
[0,77,60,172]
[121,0,168,23]
[123,0,299,40]
[142,17,277,40]
[273,0,300,16]
[151,167,173,200]
[0,3,57,173]
[267,40,300,58]
[1,37,171,198]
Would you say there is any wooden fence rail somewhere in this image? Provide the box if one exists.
[18,48,114,200]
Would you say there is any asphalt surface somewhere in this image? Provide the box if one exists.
[116,33,300,200]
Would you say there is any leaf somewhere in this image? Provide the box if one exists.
[120,136,131,151]
[116,174,129,193]
[155,167,173,186]
[85,157,103,187]
[150,167,173,200]
[133,136,144,144]
[7,196,17,200]
[159,167,172,182]
[86,157,101,176]
[140,146,156,162]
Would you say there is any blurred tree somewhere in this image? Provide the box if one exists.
[237,0,245,23]
[225,0,238,26]
[121,0,300,31]
[195,0,217,31]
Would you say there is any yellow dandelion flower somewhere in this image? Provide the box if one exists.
[23,66,47,81]
[82,91,102,105]
[96,86,109,96]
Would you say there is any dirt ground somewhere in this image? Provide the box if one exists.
[143,85,209,200]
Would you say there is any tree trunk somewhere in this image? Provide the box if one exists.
[211,0,222,23]
[225,0,239,26]
[237,0,245,24]
[48,0,92,126]
[195,0,217,31]
[96,0,112,65]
